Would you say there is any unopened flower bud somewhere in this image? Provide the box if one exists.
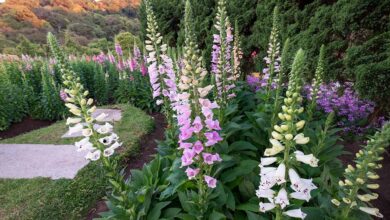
[274,125,283,133]
[278,113,285,120]
[284,114,292,121]
[296,120,305,130]
[87,98,93,105]
[356,178,365,184]
[285,134,293,140]
[272,131,283,140]
[281,125,289,131]
[345,179,353,186]
[367,184,379,189]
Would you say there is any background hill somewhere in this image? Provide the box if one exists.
[0,0,141,55]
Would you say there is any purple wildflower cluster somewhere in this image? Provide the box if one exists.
[304,82,383,134]
[246,73,278,91]
[91,44,147,75]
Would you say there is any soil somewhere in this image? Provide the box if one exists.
[340,140,390,219]
[0,117,54,140]
[85,113,167,220]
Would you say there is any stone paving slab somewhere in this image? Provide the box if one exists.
[61,108,122,138]
[0,144,89,179]
[92,109,122,122]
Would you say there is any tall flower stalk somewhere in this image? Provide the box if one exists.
[307,45,325,121]
[265,7,281,100]
[211,0,235,122]
[332,122,389,219]
[271,38,290,127]
[232,19,243,81]
[257,49,318,219]
[175,1,223,218]
[144,0,177,126]
[47,33,129,209]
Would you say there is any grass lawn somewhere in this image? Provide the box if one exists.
[0,104,154,220]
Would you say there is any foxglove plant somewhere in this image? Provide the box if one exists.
[232,19,243,81]
[175,1,223,218]
[144,0,177,124]
[307,45,325,120]
[332,122,389,219]
[264,7,281,99]
[257,49,318,219]
[211,0,235,119]
[47,32,129,208]
[271,38,290,127]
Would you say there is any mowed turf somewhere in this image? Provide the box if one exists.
[0,104,154,220]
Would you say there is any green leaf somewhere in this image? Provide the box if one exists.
[221,160,258,183]
[237,202,259,212]
[208,210,226,220]
[147,201,171,220]
[163,208,182,218]
[228,141,257,152]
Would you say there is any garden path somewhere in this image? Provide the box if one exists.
[0,144,89,179]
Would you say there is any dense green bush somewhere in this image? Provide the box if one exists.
[0,64,27,130]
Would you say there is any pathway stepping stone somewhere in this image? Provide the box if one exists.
[0,144,89,179]
[61,108,122,138]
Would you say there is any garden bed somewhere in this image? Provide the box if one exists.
[86,112,167,219]
[0,117,54,140]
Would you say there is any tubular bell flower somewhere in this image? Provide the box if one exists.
[256,49,318,218]
[333,122,389,219]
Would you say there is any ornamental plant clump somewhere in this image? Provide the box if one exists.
[47,33,130,209]
[332,122,390,219]
[256,49,319,219]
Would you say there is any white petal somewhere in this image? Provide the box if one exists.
[283,209,307,219]
[260,157,277,166]
[259,202,275,213]
[359,207,383,218]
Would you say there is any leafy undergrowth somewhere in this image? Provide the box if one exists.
[0,104,154,220]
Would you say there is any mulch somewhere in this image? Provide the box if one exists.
[0,117,54,139]
[341,140,390,219]
[85,113,167,220]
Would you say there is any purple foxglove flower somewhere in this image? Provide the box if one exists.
[192,116,203,133]
[205,119,221,130]
[204,175,217,188]
[204,131,222,146]
[193,141,204,154]
[115,43,123,56]
[185,167,200,180]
